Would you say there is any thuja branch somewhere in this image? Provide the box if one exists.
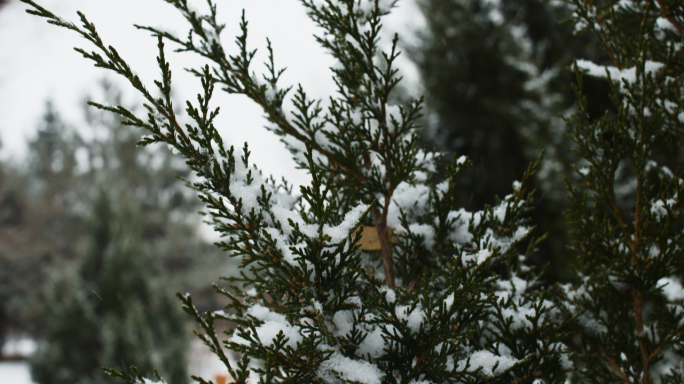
[177,293,238,379]
[136,1,406,288]
[599,346,635,384]
[134,10,346,166]
[573,1,623,70]
[654,0,684,34]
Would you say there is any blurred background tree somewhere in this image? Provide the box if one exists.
[29,190,188,384]
[0,101,88,357]
[408,0,613,281]
[0,80,231,376]
[0,0,20,348]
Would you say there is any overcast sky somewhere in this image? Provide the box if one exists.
[0,0,424,187]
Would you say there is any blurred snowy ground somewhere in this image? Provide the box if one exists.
[0,338,240,384]
[0,361,34,384]
[0,337,37,384]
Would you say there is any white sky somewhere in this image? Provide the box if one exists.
[0,0,424,188]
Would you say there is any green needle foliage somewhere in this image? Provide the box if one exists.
[560,0,684,383]
[18,0,604,383]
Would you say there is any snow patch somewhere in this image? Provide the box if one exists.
[575,59,664,87]
[318,351,384,384]
[457,350,519,376]
[395,304,426,333]
[230,305,303,348]
[659,277,684,301]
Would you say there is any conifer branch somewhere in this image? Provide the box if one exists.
[633,287,650,384]
[599,346,635,384]
[21,0,577,382]
[654,0,684,34]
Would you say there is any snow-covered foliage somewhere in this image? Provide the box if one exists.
[21,0,576,383]
[562,1,684,383]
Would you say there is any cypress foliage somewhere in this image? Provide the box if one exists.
[560,0,684,383]
[20,0,574,382]
[22,0,684,383]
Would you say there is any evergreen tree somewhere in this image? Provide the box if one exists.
[0,84,227,381]
[408,0,612,281]
[30,190,188,384]
[21,0,574,383]
[0,140,22,359]
[0,102,89,349]
[412,0,572,204]
[559,0,684,382]
[0,79,226,344]
[29,101,84,190]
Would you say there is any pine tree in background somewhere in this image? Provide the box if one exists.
[29,101,84,191]
[21,0,575,383]
[408,0,613,281]
[0,102,89,350]
[30,190,188,384]
[0,83,227,366]
[560,0,684,382]
[0,94,195,378]
[0,141,21,360]
[410,0,581,202]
